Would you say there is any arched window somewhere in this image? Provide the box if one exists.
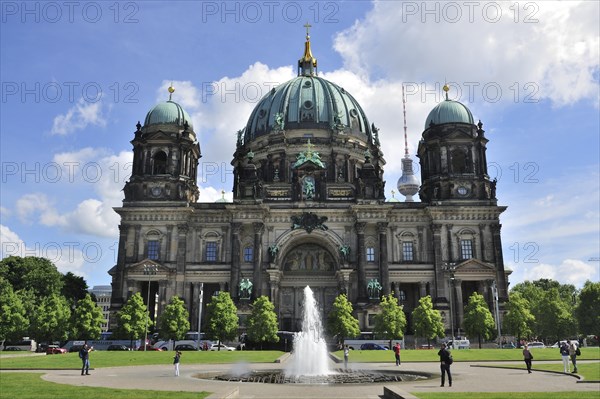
[153,151,167,174]
[451,149,467,174]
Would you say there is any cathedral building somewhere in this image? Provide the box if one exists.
[109,32,510,337]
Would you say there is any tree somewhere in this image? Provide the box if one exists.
[30,293,71,343]
[575,281,600,335]
[503,292,535,342]
[0,277,29,341]
[0,256,63,297]
[115,293,151,345]
[247,296,279,350]
[411,295,445,348]
[61,272,89,304]
[158,296,190,348]
[373,294,406,340]
[70,293,104,340]
[533,288,576,342]
[462,292,495,348]
[205,292,239,349]
[327,294,360,347]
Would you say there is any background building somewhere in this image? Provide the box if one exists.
[109,33,510,339]
[89,285,112,333]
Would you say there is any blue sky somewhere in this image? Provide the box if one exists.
[1,1,598,289]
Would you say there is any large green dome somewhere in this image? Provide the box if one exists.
[144,100,193,129]
[243,75,373,142]
[424,99,474,130]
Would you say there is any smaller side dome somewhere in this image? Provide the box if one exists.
[424,99,474,130]
[144,101,193,129]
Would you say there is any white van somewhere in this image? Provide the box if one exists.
[448,339,470,349]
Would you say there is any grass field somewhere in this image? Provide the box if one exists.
[413,393,600,399]
[486,361,600,381]
[334,347,600,363]
[0,350,284,369]
[0,373,210,399]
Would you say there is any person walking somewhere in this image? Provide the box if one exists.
[568,340,579,373]
[522,344,533,373]
[173,350,181,376]
[393,342,401,366]
[560,341,570,373]
[79,343,93,376]
[343,345,349,370]
[438,343,452,387]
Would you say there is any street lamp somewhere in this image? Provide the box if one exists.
[196,283,204,350]
[143,264,158,351]
[442,262,457,349]
[490,280,502,346]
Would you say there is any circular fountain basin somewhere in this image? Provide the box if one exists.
[195,368,431,384]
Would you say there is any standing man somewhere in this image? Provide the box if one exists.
[393,342,401,366]
[522,344,533,373]
[173,350,181,376]
[79,343,93,376]
[343,345,349,370]
[568,340,578,373]
[438,343,452,387]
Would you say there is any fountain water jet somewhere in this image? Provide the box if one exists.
[286,286,331,377]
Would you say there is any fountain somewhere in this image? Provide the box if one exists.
[196,285,431,385]
[286,286,331,378]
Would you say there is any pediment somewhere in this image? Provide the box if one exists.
[145,130,175,141]
[455,258,495,272]
[127,259,170,273]
[446,128,474,140]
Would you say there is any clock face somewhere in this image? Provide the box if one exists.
[457,186,468,196]
[151,186,162,197]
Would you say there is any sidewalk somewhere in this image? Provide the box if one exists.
[34,360,598,399]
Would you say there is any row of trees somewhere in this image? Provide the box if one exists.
[0,256,105,343]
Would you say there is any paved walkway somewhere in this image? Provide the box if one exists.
[30,358,597,399]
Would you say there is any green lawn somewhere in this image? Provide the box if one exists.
[486,361,600,382]
[335,347,600,363]
[0,373,210,399]
[412,393,600,399]
[0,350,284,369]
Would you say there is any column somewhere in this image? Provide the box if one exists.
[114,224,129,302]
[191,282,200,332]
[165,225,173,262]
[356,222,367,300]
[175,224,189,297]
[432,224,445,301]
[454,279,464,334]
[446,224,453,261]
[478,224,486,261]
[133,225,141,261]
[491,224,509,300]
[230,223,242,301]
[417,226,424,262]
[419,281,427,298]
[252,222,264,297]
[378,222,390,296]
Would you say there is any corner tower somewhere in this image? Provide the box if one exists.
[123,86,201,204]
[417,85,495,204]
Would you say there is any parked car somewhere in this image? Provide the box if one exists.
[360,343,389,350]
[137,345,163,351]
[175,344,198,351]
[3,347,22,351]
[209,343,236,351]
[46,345,67,354]
[107,345,131,351]
[527,342,546,349]
[419,344,435,349]
[69,345,83,353]
[500,342,516,349]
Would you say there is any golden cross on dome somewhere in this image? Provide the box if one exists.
[303,22,312,38]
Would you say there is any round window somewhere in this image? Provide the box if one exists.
[303,100,313,109]
[457,186,469,196]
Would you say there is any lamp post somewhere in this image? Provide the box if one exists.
[196,283,204,350]
[143,264,158,352]
[491,280,502,345]
[442,262,457,349]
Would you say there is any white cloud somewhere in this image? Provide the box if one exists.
[333,1,600,106]
[519,259,598,287]
[0,224,87,277]
[51,99,108,135]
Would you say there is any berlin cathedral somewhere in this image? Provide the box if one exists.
[109,31,510,338]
